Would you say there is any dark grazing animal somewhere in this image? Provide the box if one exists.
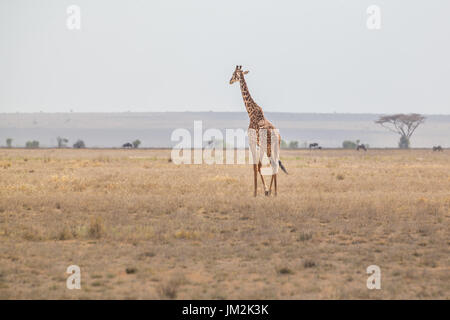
[309,143,320,149]
[433,145,443,152]
[357,144,367,151]
[122,142,133,148]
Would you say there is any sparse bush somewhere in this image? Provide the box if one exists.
[132,139,141,148]
[304,260,316,268]
[88,216,104,239]
[125,267,137,274]
[57,226,75,240]
[174,229,200,240]
[342,140,357,149]
[91,281,103,287]
[73,140,86,149]
[280,140,288,149]
[288,141,299,149]
[6,138,12,148]
[157,276,185,299]
[277,267,294,275]
[22,227,43,241]
[298,231,313,241]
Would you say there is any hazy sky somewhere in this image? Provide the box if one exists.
[1,0,449,114]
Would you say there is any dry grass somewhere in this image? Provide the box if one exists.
[0,148,449,299]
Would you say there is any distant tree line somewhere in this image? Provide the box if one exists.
[3,137,143,149]
[281,140,303,149]
[3,114,429,150]
[25,140,40,148]
[342,139,369,150]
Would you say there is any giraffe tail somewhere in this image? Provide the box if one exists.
[278,160,288,175]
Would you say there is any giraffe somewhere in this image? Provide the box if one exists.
[229,65,288,196]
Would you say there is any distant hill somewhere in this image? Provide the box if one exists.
[0,112,449,148]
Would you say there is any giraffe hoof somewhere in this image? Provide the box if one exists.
[265,190,270,196]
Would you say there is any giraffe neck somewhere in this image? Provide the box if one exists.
[239,76,253,105]
[239,76,262,121]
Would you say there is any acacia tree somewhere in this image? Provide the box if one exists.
[57,136,68,148]
[375,113,426,149]
[132,139,141,148]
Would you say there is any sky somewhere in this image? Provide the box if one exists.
[1,0,449,114]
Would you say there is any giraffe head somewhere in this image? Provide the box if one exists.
[229,65,249,85]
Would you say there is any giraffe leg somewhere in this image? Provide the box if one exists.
[258,162,269,196]
[253,164,258,197]
[269,175,274,196]
[274,174,278,196]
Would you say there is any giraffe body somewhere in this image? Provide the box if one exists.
[229,65,287,196]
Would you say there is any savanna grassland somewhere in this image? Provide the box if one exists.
[0,148,449,299]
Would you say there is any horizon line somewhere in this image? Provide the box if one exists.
[1,111,450,116]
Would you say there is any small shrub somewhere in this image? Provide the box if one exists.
[22,228,43,241]
[140,251,156,258]
[174,229,200,240]
[298,231,313,241]
[336,174,345,181]
[88,216,104,239]
[157,276,185,299]
[57,226,74,240]
[304,260,316,268]
[342,140,357,149]
[125,267,137,274]
[277,267,294,275]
